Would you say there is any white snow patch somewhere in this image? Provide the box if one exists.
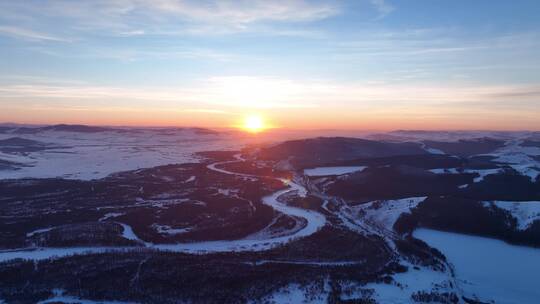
[470,168,503,182]
[304,166,367,176]
[254,281,330,304]
[484,201,540,230]
[481,139,540,182]
[117,222,146,244]
[420,142,446,155]
[354,197,427,231]
[428,168,459,174]
[424,147,445,154]
[38,289,139,304]
[508,164,540,182]
[153,224,191,235]
[415,228,540,304]
[217,188,236,196]
[26,227,54,237]
[99,212,124,222]
[429,167,503,182]
[362,263,452,303]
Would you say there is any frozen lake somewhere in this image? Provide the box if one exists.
[414,228,540,304]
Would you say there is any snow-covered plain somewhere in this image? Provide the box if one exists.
[0,129,238,180]
[303,166,367,176]
[414,228,540,304]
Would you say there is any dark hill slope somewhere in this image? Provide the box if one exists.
[257,137,428,168]
[423,138,505,157]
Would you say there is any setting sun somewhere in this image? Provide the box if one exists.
[243,115,265,133]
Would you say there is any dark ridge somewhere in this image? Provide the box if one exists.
[395,196,540,247]
[0,127,15,133]
[8,124,115,134]
[154,127,220,135]
[11,127,41,134]
[0,159,25,171]
[328,154,498,170]
[327,165,475,202]
[257,137,427,168]
[460,169,540,201]
[39,124,115,133]
[0,137,62,153]
[318,154,465,170]
[423,137,506,157]
[191,127,220,135]
[6,124,220,135]
[365,133,412,142]
[391,130,436,135]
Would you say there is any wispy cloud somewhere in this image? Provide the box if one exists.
[183,108,231,114]
[1,75,538,130]
[0,25,68,42]
[148,0,339,24]
[84,47,237,62]
[0,0,340,39]
[325,29,540,82]
[0,76,321,109]
[370,0,395,19]
[1,76,539,108]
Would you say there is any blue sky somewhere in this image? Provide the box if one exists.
[0,0,539,130]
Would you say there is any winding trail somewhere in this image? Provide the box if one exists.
[0,154,326,262]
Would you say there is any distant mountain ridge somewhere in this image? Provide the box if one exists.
[0,124,219,135]
[0,137,60,154]
[0,137,49,146]
[39,124,113,133]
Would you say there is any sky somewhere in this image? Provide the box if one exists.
[0,0,539,131]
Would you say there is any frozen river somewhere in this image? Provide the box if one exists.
[0,157,326,262]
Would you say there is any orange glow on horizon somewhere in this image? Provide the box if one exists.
[1,105,540,132]
[241,115,266,133]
